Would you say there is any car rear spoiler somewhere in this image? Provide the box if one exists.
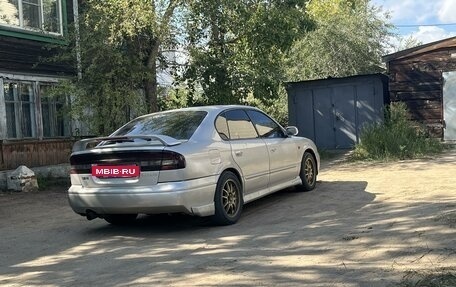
[72,135,182,152]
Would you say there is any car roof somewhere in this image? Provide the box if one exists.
[141,105,260,116]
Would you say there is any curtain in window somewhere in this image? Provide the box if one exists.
[19,82,35,137]
[22,0,40,29]
[6,103,17,138]
[40,85,68,137]
[41,97,51,137]
[4,81,36,138]
[4,83,18,138]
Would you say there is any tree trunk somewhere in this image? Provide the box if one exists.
[144,0,179,113]
[145,39,160,113]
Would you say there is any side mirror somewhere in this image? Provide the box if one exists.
[285,126,299,136]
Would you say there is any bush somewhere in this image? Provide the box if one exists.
[352,102,443,160]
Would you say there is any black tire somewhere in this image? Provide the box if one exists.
[299,152,317,191]
[103,214,138,225]
[212,171,243,225]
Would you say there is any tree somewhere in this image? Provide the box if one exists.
[183,0,314,105]
[392,35,423,52]
[286,0,393,81]
[84,0,183,113]
[51,0,185,135]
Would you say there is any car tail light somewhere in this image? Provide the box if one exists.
[70,164,91,174]
[139,151,186,171]
[160,151,186,170]
[69,151,186,174]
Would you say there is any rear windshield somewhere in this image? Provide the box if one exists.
[112,111,207,140]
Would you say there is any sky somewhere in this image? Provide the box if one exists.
[372,0,456,44]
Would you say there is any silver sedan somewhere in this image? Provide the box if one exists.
[69,105,320,225]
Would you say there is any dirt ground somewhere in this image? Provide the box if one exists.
[0,150,455,287]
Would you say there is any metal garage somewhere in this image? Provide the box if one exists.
[286,74,389,149]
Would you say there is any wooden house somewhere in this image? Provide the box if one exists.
[0,0,80,170]
[383,37,456,141]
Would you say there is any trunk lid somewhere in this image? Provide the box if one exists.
[70,136,184,188]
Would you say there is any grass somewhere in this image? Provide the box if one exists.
[352,102,443,161]
[36,176,70,191]
[318,149,346,160]
[397,270,456,287]
[36,176,50,191]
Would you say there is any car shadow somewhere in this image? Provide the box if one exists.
[1,180,384,287]
[84,180,371,235]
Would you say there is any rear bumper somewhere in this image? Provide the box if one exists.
[68,176,217,217]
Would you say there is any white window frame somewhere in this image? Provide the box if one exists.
[0,73,69,141]
[2,80,37,139]
[39,83,70,138]
[0,0,63,36]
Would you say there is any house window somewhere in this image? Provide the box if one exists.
[0,0,62,34]
[4,81,36,138]
[40,84,69,137]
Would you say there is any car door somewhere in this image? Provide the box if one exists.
[219,109,270,198]
[246,110,299,188]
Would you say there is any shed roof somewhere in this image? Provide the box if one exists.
[286,73,387,86]
[382,36,456,63]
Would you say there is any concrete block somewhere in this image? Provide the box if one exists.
[6,165,39,192]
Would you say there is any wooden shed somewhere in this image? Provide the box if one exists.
[383,37,456,141]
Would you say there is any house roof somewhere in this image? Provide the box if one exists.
[382,36,456,63]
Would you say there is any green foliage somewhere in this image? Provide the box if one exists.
[244,88,289,126]
[36,176,70,191]
[80,0,183,115]
[184,0,314,105]
[49,0,183,135]
[286,0,393,81]
[50,77,146,135]
[47,0,395,135]
[353,102,443,161]
[158,87,189,111]
[392,35,423,52]
[36,176,50,191]
[53,19,148,134]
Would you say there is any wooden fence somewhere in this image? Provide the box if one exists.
[0,139,77,171]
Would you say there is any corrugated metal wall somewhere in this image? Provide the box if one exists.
[287,74,388,149]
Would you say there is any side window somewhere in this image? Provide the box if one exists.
[0,0,64,35]
[225,109,258,140]
[40,85,70,137]
[4,81,36,139]
[246,110,285,138]
[215,113,230,140]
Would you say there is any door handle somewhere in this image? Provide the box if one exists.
[234,151,243,156]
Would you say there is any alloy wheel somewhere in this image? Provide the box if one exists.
[221,179,239,217]
[305,157,315,185]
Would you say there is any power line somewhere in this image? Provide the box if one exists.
[395,23,456,27]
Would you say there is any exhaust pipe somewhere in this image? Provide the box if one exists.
[85,209,99,220]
